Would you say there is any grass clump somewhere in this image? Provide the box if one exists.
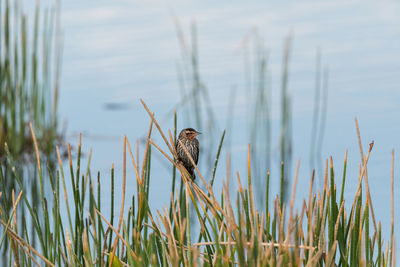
[0,100,396,266]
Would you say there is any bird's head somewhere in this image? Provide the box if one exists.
[180,128,201,140]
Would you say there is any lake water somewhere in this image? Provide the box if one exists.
[42,0,400,260]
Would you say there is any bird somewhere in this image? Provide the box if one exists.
[176,128,201,180]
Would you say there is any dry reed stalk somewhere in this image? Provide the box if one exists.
[355,117,377,233]
[95,209,137,261]
[140,99,175,156]
[0,217,55,266]
[11,190,20,266]
[286,158,300,244]
[29,123,41,173]
[126,139,140,182]
[247,144,255,230]
[351,142,374,219]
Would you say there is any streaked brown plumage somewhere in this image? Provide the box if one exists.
[176,128,200,179]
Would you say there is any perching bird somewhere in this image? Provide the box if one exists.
[176,128,200,179]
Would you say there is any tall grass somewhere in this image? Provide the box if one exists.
[0,0,61,159]
[0,100,395,266]
[0,0,62,261]
[0,4,395,266]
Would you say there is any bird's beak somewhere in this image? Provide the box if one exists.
[195,131,201,136]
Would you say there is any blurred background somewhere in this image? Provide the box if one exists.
[1,0,400,263]
[58,0,400,230]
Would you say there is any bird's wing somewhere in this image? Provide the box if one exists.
[194,139,199,164]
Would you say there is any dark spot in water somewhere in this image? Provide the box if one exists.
[103,102,131,111]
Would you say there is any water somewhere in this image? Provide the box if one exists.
[55,0,400,260]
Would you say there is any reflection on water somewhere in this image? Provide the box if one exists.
[0,0,63,264]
